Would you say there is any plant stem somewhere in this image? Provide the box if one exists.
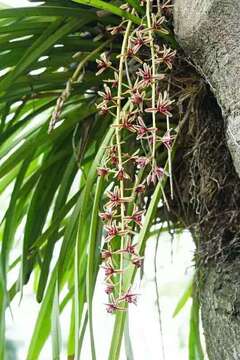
[115,19,132,296]
[167,114,173,199]
[49,39,112,132]
[146,0,157,165]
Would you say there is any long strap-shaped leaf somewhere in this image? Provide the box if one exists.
[72,0,141,25]
[1,158,31,277]
[86,176,104,360]
[21,148,70,286]
[189,295,204,360]
[51,281,62,360]
[0,270,6,359]
[173,279,193,318]
[27,267,72,360]
[29,191,80,251]
[0,158,32,359]
[71,117,114,359]
[0,104,96,179]
[37,156,78,302]
[0,14,96,93]
[32,147,97,359]
[0,6,97,19]
[27,269,57,360]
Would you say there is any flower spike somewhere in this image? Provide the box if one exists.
[95,0,176,313]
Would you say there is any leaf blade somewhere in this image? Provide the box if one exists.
[72,0,141,25]
[86,176,104,360]
[173,279,193,318]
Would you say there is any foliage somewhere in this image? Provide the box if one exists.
[0,0,203,359]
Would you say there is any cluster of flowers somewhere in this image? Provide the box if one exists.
[96,0,176,314]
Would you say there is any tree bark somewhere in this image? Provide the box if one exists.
[174,0,240,177]
[201,262,240,360]
[174,1,240,359]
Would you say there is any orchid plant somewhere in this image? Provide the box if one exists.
[0,0,205,359]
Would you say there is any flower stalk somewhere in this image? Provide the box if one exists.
[146,0,157,164]
[115,18,133,295]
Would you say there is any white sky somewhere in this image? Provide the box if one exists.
[0,0,40,6]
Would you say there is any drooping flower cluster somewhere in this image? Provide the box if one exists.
[96,0,176,313]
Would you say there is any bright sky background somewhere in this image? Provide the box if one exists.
[0,0,40,6]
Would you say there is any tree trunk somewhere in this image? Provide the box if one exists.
[173,1,240,359]
[201,262,240,360]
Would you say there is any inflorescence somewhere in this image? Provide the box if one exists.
[96,0,176,314]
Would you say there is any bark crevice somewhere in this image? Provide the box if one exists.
[176,85,240,360]
[173,1,240,359]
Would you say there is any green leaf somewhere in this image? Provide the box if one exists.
[58,119,113,277]
[27,267,71,359]
[1,158,32,276]
[74,239,88,360]
[0,17,83,93]
[67,297,75,358]
[189,295,204,360]
[71,0,141,25]
[19,148,72,201]
[21,150,69,285]
[27,271,56,360]
[78,310,88,354]
[0,158,32,358]
[173,279,193,318]
[0,98,56,146]
[124,314,134,360]
[30,191,80,251]
[0,6,97,19]
[0,103,96,179]
[73,120,113,359]
[0,166,21,195]
[0,20,50,34]
[86,176,104,360]
[126,0,144,15]
[0,272,6,359]
[37,156,77,301]
[51,282,62,360]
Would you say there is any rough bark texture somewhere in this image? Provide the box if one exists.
[174,0,240,178]
[173,1,240,359]
[202,263,240,360]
